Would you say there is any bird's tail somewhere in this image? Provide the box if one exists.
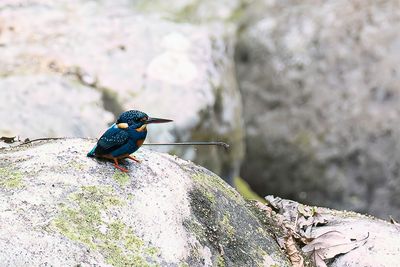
[87,145,97,157]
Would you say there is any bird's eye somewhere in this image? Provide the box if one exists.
[140,117,147,122]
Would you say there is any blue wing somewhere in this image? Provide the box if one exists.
[92,124,129,156]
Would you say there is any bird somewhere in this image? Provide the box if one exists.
[87,110,172,172]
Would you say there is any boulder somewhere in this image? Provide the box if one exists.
[133,0,245,23]
[236,0,400,218]
[260,196,400,267]
[0,75,113,139]
[0,0,244,184]
[0,139,289,266]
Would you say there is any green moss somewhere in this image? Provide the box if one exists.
[173,2,200,22]
[234,177,265,203]
[53,186,158,267]
[109,221,125,240]
[217,255,225,267]
[125,228,144,252]
[220,214,235,239]
[145,247,159,257]
[256,248,269,260]
[113,172,130,187]
[187,181,295,266]
[0,168,23,189]
[204,190,216,203]
[192,173,243,204]
[185,188,221,247]
[183,220,206,241]
[69,160,85,170]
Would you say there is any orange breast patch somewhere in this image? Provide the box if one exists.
[136,139,144,148]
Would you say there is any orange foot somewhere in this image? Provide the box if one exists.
[127,155,141,163]
[113,158,128,172]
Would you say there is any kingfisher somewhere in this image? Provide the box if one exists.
[87,110,172,172]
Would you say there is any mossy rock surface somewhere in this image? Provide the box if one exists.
[0,0,244,184]
[0,139,290,266]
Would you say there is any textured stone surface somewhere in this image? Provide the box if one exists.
[266,197,400,267]
[0,139,290,266]
[236,0,400,218]
[0,0,244,183]
[0,75,113,139]
[133,0,245,23]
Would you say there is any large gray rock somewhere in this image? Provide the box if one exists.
[0,139,290,266]
[236,0,400,218]
[0,0,244,183]
[133,0,245,23]
[0,75,113,139]
[262,196,400,267]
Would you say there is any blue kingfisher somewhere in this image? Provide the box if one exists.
[87,110,172,172]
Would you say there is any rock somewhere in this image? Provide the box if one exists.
[236,0,400,218]
[0,75,113,139]
[262,196,400,267]
[0,138,290,266]
[0,0,244,184]
[133,0,246,23]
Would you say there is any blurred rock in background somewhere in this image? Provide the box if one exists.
[1,0,400,219]
[0,0,244,184]
[0,75,113,138]
[236,0,400,218]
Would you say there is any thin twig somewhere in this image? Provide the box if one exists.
[20,137,86,145]
[17,137,230,149]
[143,142,229,149]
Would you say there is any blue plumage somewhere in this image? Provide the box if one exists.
[87,123,130,157]
[117,110,148,126]
[100,123,147,157]
[88,110,172,172]
[87,145,97,157]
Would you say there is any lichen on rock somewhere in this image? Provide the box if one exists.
[0,138,290,266]
[112,172,131,187]
[0,0,245,185]
[53,186,158,267]
[183,167,290,266]
[0,167,24,189]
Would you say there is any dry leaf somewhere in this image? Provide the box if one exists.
[303,230,369,260]
[0,136,16,143]
[275,235,286,249]
[297,210,328,241]
[298,205,313,217]
[302,223,313,240]
[390,216,400,226]
[256,201,273,216]
[390,216,400,230]
[218,244,225,256]
[265,195,281,210]
[275,214,285,228]
[298,212,327,229]
[311,213,328,227]
[285,235,304,267]
[311,250,328,267]
[297,216,313,230]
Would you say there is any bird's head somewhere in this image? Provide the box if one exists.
[116,110,172,131]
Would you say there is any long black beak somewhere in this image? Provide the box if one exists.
[145,117,173,124]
